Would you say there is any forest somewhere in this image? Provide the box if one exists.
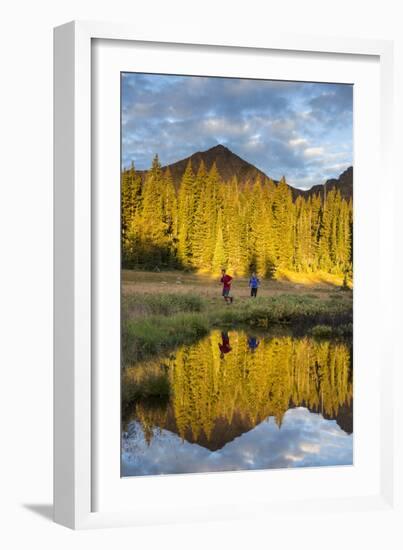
[121,155,353,279]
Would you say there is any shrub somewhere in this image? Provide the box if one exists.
[309,325,334,338]
[122,312,210,364]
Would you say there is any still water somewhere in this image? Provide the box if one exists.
[122,330,353,476]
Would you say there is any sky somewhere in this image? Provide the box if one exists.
[122,407,353,476]
[121,73,353,190]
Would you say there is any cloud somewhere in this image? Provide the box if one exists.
[289,137,308,148]
[121,74,353,189]
[304,146,325,158]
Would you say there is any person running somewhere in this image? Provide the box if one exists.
[219,331,232,359]
[249,272,260,297]
[220,269,233,304]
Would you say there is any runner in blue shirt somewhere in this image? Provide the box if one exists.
[249,272,260,297]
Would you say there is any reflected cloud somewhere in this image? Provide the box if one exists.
[122,408,353,477]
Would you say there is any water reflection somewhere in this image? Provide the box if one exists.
[218,331,232,358]
[247,335,260,351]
[122,330,353,476]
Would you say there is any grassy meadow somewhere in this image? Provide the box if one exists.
[122,269,353,367]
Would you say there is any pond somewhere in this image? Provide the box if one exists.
[121,329,353,476]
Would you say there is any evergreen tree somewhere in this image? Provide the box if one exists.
[212,209,226,274]
[161,168,178,266]
[222,177,242,275]
[200,163,221,272]
[177,161,196,266]
[272,177,294,271]
[318,189,335,271]
[192,162,209,269]
[121,162,142,264]
[259,180,276,277]
[243,178,267,275]
[139,155,167,266]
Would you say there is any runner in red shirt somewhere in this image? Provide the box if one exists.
[220,269,234,304]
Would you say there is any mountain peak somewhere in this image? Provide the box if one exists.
[159,144,272,187]
[194,144,235,160]
[208,143,230,152]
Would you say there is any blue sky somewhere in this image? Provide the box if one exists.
[121,73,353,190]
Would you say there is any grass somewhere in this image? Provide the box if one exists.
[122,292,204,318]
[122,269,348,301]
[122,290,353,365]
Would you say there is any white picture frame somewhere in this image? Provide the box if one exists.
[54,20,398,530]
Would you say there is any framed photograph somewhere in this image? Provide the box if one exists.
[54,21,397,529]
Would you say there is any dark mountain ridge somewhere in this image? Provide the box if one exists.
[299,166,353,201]
[134,144,353,200]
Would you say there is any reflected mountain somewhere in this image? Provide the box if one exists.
[122,330,353,466]
[322,402,353,435]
